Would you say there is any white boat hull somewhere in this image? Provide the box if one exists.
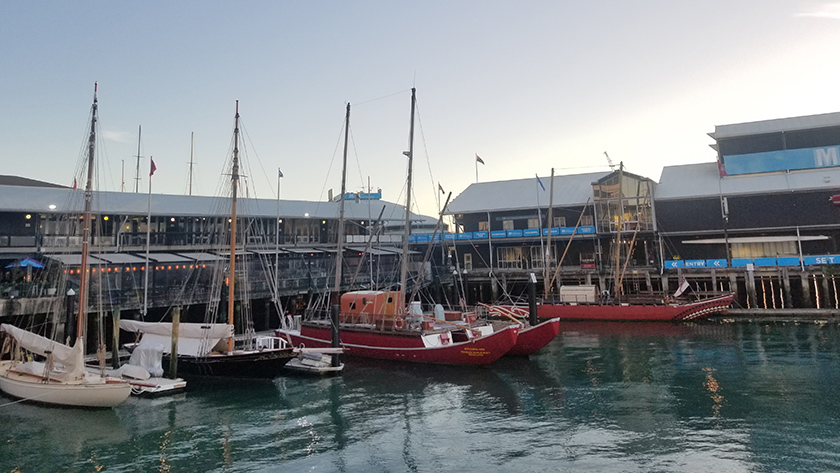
[0,361,132,408]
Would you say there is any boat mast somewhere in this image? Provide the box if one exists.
[77,83,98,348]
[544,167,555,299]
[399,88,416,311]
[188,132,194,196]
[614,161,624,299]
[333,102,350,301]
[134,125,142,193]
[227,101,240,353]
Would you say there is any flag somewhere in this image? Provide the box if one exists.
[536,174,545,191]
[149,158,157,176]
[278,169,284,178]
[72,178,77,190]
[717,158,727,177]
[673,279,690,297]
[438,182,445,194]
[476,154,484,165]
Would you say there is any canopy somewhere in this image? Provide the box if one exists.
[0,324,85,381]
[5,257,44,269]
[120,320,233,357]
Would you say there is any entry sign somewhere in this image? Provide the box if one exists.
[706,259,727,268]
[684,260,705,268]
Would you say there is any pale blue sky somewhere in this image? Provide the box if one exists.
[2,1,840,216]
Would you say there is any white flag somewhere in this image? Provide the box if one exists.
[673,279,690,297]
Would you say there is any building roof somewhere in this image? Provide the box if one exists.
[0,184,437,225]
[0,175,67,188]
[709,112,840,140]
[447,171,608,214]
[655,162,840,200]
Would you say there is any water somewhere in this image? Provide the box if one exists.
[2,321,840,472]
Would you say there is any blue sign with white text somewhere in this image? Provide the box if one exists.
[706,259,727,268]
[724,146,840,175]
[804,255,840,265]
[473,231,488,239]
[490,230,507,238]
[684,260,706,268]
[665,260,684,268]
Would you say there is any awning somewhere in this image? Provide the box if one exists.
[346,246,401,256]
[44,254,108,266]
[143,253,193,263]
[95,253,146,264]
[683,235,829,244]
[177,252,226,262]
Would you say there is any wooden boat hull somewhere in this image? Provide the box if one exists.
[283,325,519,366]
[506,318,560,356]
[162,348,297,379]
[495,294,734,322]
[0,361,132,408]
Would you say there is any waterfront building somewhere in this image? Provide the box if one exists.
[441,111,840,310]
[0,180,436,326]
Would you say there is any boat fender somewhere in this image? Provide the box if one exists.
[394,316,406,330]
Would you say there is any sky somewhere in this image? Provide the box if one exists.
[3,1,840,218]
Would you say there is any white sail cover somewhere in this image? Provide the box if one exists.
[0,324,86,380]
[120,320,233,357]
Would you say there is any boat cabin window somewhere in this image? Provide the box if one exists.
[387,296,393,303]
[362,298,367,305]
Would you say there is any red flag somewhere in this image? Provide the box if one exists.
[476,154,485,165]
[150,158,157,176]
[717,158,727,177]
[72,178,77,190]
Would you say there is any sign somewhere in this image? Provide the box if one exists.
[665,260,684,268]
[457,232,473,240]
[776,256,800,266]
[490,230,507,238]
[706,259,727,268]
[472,231,488,239]
[731,258,752,267]
[523,229,540,237]
[754,257,777,267]
[723,146,840,175]
[442,233,456,241]
[542,228,560,236]
[804,255,840,265]
[684,260,706,268]
[506,229,523,237]
[580,253,595,269]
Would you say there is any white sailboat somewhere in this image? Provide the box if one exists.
[0,84,132,408]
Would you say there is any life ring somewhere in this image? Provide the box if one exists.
[394,316,406,330]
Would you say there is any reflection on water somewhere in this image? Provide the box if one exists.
[1,321,839,472]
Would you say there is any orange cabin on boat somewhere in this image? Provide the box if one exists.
[340,291,405,323]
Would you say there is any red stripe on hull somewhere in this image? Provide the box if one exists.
[506,318,560,356]
[495,294,734,322]
[287,326,519,366]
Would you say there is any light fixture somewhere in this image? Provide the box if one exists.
[304,213,310,217]
[48,204,56,211]
[25,214,31,220]
[103,216,109,221]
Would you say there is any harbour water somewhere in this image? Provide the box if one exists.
[2,321,839,472]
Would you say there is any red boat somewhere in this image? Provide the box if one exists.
[491,293,734,322]
[505,318,560,356]
[278,291,520,366]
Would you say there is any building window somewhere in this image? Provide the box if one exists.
[581,215,594,227]
[527,218,540,229]
[464,253,473,270]
[478,221,489,231]
[502,219,514,231]
[496,247,522,269]
[553,216,566,228]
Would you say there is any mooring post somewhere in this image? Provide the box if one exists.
[528,272,538,326]
[331,304,341,368]
[170,306,180,379]
[112,307,121,369]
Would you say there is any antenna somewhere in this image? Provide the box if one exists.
[134,125,142,192]
[604,151,616,171]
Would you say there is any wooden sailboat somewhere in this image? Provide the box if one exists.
[277,89,519,366]
[120,101,298,379]
[0,84,132,408]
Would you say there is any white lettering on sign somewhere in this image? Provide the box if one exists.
[814,148,839,167]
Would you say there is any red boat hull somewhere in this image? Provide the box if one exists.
[506,318,560,356]
[495,294,734,322]
[284,325,519,366]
